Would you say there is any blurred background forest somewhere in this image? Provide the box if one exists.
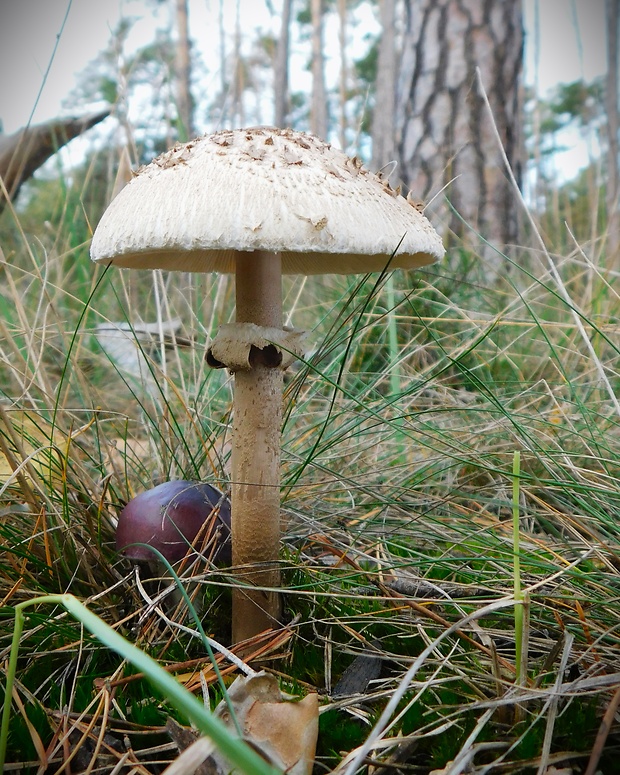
[1,0,618,271]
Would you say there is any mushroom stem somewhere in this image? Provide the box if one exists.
[231,251,283,642]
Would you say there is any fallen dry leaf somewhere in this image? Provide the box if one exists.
[168,671,318,775]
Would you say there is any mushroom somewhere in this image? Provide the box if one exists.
[91,127,444,642]
[117,479,231,567]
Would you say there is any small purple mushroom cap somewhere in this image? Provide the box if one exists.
[116,480,231,565]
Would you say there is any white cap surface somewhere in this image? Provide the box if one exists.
[91,127,444,275]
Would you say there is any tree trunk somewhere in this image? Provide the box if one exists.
[230,0,246,126]
[606,0,620,266]
[233,0,246,127]
[274,0,292,127]
[371,0,397,171]
[174,0,193,140]
[217,0,227,123]
[0,110,109,213]
[337,0,348,149]
[310,0,328,138]
[395,0,524,269]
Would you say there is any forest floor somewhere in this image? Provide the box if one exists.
[1,200,619,773]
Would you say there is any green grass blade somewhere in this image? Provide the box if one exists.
[513,450,524,686]
[0,595,281,775]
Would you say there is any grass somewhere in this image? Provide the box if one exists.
[0,594,278,775]
[0,155,619,773]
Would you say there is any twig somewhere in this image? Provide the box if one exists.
[584,685,620,775]
[536,631,574,775]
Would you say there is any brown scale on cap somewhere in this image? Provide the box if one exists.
[92,126,444,276]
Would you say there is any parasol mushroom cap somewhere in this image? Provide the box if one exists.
[116,480,231,565]
[90,127,444,275]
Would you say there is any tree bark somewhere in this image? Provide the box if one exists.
[174,0,193,140]
[337,0,348,149]
[310,0,328,138]
[233,0,246,127]
[606,0,620,265]
[274,0,292,127]
[218,0,227,97]
[371,0,397,171]
[0,110,109,213]
[395,0,524,268]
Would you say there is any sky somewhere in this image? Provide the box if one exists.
[0,0,610,173]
